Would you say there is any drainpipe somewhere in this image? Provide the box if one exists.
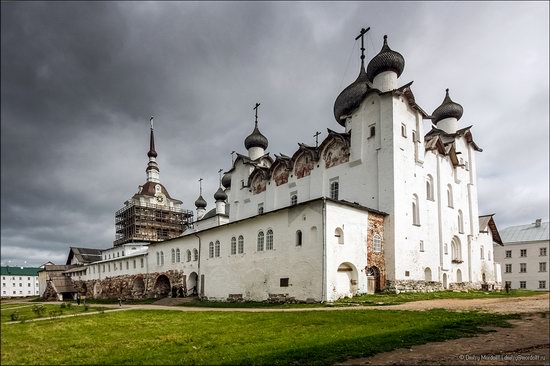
[322,198,327,302]
[194,233,202,297]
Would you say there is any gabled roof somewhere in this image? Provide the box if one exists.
[66,247,103,265]
[500,221,549,244]
[479,214,503,245]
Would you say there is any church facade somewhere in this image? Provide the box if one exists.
[55,30,502,302]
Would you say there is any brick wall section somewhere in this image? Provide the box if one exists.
[366,212,386,291]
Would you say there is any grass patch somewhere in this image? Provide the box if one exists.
[1,308,515,365]
[337,290,541,306]
[1,304,106,323]
[177,300,323,309]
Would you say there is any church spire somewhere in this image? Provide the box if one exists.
[146,116,160,183]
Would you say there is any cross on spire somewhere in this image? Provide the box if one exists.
[354,27,370,66]
[253,102,261,127]
[150,116,154,130]
[313,131,321,148]
[198,178,203,195]
[231,150,236,164]
[218,169,223,185]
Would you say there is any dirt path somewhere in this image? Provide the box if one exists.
[339,314,550,365]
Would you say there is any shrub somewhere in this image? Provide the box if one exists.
[10,312,20,321]
[32,305,46,317]
[60,302,67,309]
[66,302,72,309]
[49,310,62,319]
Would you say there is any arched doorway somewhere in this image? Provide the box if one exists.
[80,283,88,296]
[424,267,432,282]
[187,272,198,296]
[366,266,381,293]
[335,262,358,298]
[153,275,171,298]
[442,273,448,289]
[93,282,102,299]
[456,269,462,283]
[132,277,145,297]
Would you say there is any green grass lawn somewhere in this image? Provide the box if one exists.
[336,289,541,306]
[177,299,324,309]
[1,308,515,365]
[1,304,105,323]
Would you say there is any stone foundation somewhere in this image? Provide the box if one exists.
[386,280,502,293]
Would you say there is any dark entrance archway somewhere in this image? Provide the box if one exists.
[132,277,145,297]
[153,275,171,298]
[187,272,198,296]
[366,266,382,293]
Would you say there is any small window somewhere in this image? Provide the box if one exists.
[133,260,136,269]
[488,250,491,261]
[520,249,527,257]
[412,194,420,226]
[447,185,453,208]
[540,247,547,256]
[401,123,407,138]
[296,230,303,246]
[126,261,129,270]
[176,248,181,263]
[419,240,424,252]
[280,278,289,287]
[215,241,220,257]
[373,234,382,252]
[171,249,175,263]
[505,250,512,258]
[160,251,164,265]
[258,204,264,215]
[231,237,237,255]
[140,258,144,268]
[209,242,214,258]
[458,210,464,234]
[266,230,274,250]
[238,236,244,254]
[519,281,526,289]
[290,194,298,206]
[405,271,410,277]
[156,252,160,266]
[187,250,192,262]
[539,262,547,272]
[369,125,375,137]
[426,175,434,201]
[335,227,344,245]
[444,243,448,255]
[520,263,527,273]
[505,264,512,273]
[539,281,547,289]
[480,246,484,260]
[257,231,265,251]
[193,249,199,261]
[330,181,339,200]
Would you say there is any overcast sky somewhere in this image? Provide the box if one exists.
[1,2,548,266]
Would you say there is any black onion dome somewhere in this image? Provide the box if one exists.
[244,125,268,150]
[214,187,227,201]
[333,64,373,126]
[366,35,405,82]
[221,172,232,189]
[432,89,463,124]
[194,195,207,208]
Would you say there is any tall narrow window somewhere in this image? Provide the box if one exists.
[186,249,191,262]
[160,251,164,266]
[266,229,274,250]
[444,243,448,255]
[193,248,199,261]
[426,175,434,201]
[176,248,181,263]
[209,242,214,258]
[458,210,464,233]
[373,234,382,252]
[171,249,175,263]
[238,235,244,254]
[330,181,339,200]
[156,252,160,266]
[290,194,298,205]
[257,231,265,251]
[412,194,420,226]
[419,240,424,252]
[480,246,484,260]
[231,237,237,255]
[447,185,453,208]
[215,240,220,257]
[369,125,375,137]
[296,230,303,246]
[451,237,461,262]
[335,227,344,245]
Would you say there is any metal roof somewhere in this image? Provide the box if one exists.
[500,221,549,244]
[1,266,41,276]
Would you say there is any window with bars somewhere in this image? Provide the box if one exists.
[330,181,339,200]
[266,230,274,250]
[209,242,214,258]
[257,231,265,251]
[231,237,237,255]
[238,236,244,254]
[215,241,220,257]
[373,234,382,252]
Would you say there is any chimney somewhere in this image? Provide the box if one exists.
[535,218,542,227]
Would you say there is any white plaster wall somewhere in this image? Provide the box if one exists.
[1,274,40,297]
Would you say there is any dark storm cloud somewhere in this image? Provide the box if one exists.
[1,2,548,266]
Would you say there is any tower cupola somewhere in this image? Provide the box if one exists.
[195,178,207,220]
[245,103,268,160]
[214,170,227,215]
[214,187,227,202]
[367,35,405,92]
[432,89,463,133]
[221,171,232,189]
[146,117,160,183]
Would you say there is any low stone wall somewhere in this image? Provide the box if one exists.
[74,270,189,300]
[385,280,502,293]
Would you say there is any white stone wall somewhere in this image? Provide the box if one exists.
[1,274,40,297]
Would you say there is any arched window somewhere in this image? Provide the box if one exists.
[456,269,462,283]
[186,249,191,262]
[171,249,175,263]
[231,237,237,255]
[266,229,274,250]
[335,227,344,245]
[156,252,160,266]
[176,248,181,263]
[238,235,244,254]
[412,194,420,225]
[257,231,265,251]
[447,184,453,208]
[373,234,382,252]
[458,210,464,233]
[290,195,298,205]
[209,242,214,258]
[193,248,199,261]
[296,230,303,246]
[426,175,434,200]
[330,181,339,200]
[424,267,432,282]
[215,240,220,257]
[451,237,461,261]
[310,226,318,244]
[480,246,484,260]
[160,251,164,266]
